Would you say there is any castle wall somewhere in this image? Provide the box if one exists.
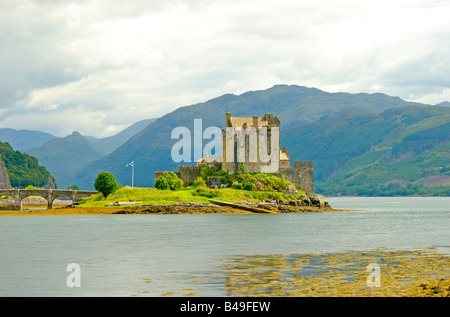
[279,160,290,169]
[178,165,202,186]
[279,161,313,194]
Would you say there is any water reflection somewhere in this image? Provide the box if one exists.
[137,248,450,297]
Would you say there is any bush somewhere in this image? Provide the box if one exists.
[201,166,214,181]
[155,172,183,190]
[243,182,254,191]
[212,169,228,177]
[231,181,242,189]
[192,177,206,188]
[94,172,119,198]
[193,186,219,198]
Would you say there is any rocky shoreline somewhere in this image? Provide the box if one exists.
[112,193,337,215]
[0,193,343,216]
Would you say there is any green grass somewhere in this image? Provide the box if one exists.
[78,186,303,208]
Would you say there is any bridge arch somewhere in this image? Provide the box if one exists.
[49,192,77,208]
[0,189,98,210]
[20,191,50,201]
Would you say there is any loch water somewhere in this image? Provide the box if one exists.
[0,196,448,296]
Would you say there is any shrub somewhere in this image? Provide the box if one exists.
[201,166,214,181]
[192,177,206,188]
[193,186,219,198]
[224,172,294,192]
[231,181,242,189]
[94,172,119,198]
[243,182,254,191]
[212,169,228,177]
[155,172,183,190]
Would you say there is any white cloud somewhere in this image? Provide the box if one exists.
[0,0,449,137]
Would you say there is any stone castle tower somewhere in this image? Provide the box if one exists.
[221,112,282,174]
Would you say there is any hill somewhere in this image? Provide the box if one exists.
[284,105,450,196]
[68,84,435,191]
[0,141,55,188]
[24,119,156,189]
[0,128,55,152]
[88,118,158,156]
[26,131,104,189]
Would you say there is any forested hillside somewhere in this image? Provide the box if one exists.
[0,141,55,188]
[284,106,450,195]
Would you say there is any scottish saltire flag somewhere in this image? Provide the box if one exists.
[126,161,134,167]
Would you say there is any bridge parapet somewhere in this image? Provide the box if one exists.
[0,189,98,210]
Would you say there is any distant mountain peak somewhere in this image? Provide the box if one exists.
[0,128,55,152]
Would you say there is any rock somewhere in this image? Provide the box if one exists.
[0,158,11,189]
[106,201,143,206]
[301,195,312,206]
[44,176,56,189]
[307,193,329,208]
[282,184,298,196]
[252,180,265,191]
[277,199,290,205]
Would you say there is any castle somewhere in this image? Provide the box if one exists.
[155,112,313,193]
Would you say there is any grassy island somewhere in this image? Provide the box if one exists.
[0,172,338,216]
[70,184,335,215]
[80,186,299,207]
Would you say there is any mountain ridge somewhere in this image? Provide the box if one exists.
[68,84,445,192]
[2,85,447,195]
[0,128,56,152]
[23,119,157,188]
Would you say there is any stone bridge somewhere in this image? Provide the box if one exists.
[0,189,98,210]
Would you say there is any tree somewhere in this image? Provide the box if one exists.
[68,185,79,190]
[155,172,183,190]
[94,172,118,198]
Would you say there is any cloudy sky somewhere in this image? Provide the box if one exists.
[1,0,449,138]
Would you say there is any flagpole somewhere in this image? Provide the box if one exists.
[132,162,134,189]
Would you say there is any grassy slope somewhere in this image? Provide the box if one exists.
[79,186,302,208]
